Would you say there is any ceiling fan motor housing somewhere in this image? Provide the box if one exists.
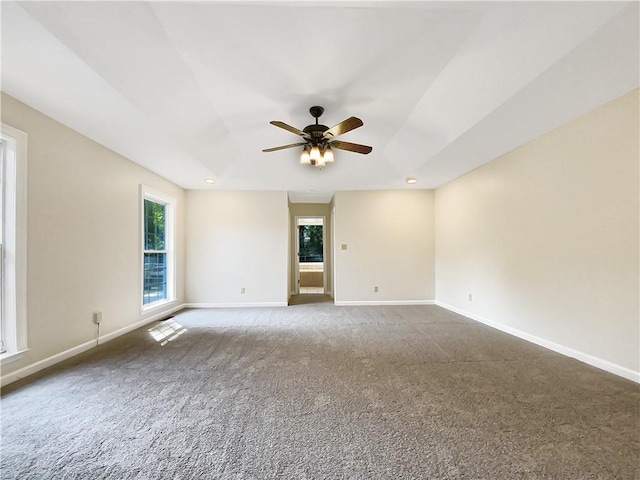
[304,106,329,145]
[303,124,330,144]
[303,108,330,166]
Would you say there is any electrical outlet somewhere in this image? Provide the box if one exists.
[374,286,379,293]
[93,311,102,324]
[241,287,246,294]
[468,294,472,302]
[341,244,347,250]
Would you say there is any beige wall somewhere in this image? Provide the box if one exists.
[288,202,333,295]
[185,190,289,305]
[334,190,435,304]
[1,93,186,379]
[435,88,639,378]
[2,87,638,383]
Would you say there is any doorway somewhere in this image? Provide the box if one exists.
[296,217,324,295]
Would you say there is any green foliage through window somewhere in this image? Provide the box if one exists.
[298,225,323,262]
[144,199,165,250]
[143,199,167,305]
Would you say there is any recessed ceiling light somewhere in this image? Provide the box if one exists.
[406,177,417,185]
[204,177,215,184]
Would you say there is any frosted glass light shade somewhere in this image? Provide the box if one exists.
[300,148,311,164]
[310,146,321,163]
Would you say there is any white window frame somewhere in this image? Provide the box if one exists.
[140,185,176,312]
[0,123,28,364]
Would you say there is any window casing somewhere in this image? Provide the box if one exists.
[0,124,28,363]
[141,186,175,311]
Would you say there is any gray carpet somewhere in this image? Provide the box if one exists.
[288,294,333,305]
[1,304,638,479]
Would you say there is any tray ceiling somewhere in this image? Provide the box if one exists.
[2,1,638,202]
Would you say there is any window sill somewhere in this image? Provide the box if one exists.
[141,298,178,315]
[1,348,29,366]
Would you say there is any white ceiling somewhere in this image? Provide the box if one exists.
[2,1,638,203]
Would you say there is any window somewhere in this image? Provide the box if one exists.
[298,224,324,263]
[0,124,28,362]
[141,186,175,310]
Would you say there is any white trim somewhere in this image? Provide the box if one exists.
[140,185,176,312]
[330,206,335,297]
[294,218,299,295]
[140,298,180,315]
[184,302,288,308]
[0,304,185,387]
[322,218,327,293]
[335,300,435,306]
[435,301,640,384]
[1,340,96,387]
[0,348,28,365]
[142,186,176,206]
[0,123,28,358]
[294,216,326,295]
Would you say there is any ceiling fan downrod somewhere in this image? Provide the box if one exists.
[309,106,324,123]
[303,106,330,141]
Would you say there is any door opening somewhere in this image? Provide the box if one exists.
[296,217,324,295]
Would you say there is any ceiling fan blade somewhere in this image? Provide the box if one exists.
[262,142,307,153]
[270,121,310,138]
[330,140,373,155]
[323,117,364,138]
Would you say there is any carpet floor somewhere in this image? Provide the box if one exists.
[1,304,638,479]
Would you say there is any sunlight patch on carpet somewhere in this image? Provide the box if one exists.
[148,319,187,346]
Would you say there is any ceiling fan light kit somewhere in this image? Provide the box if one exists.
[300,144,334,167]
[263,106,372,169]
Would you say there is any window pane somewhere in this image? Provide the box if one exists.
[298,225,323,262]
[144,199,165,251]
[143,252,167,305]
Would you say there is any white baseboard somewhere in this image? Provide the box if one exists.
[335,300,435,306]
[435,301,640,384]
[99,303,185,344]
[1,303,186,388]
[1,339,96,387]
[184,302,288,308]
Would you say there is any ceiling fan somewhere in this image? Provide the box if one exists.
[262,106,373,168]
